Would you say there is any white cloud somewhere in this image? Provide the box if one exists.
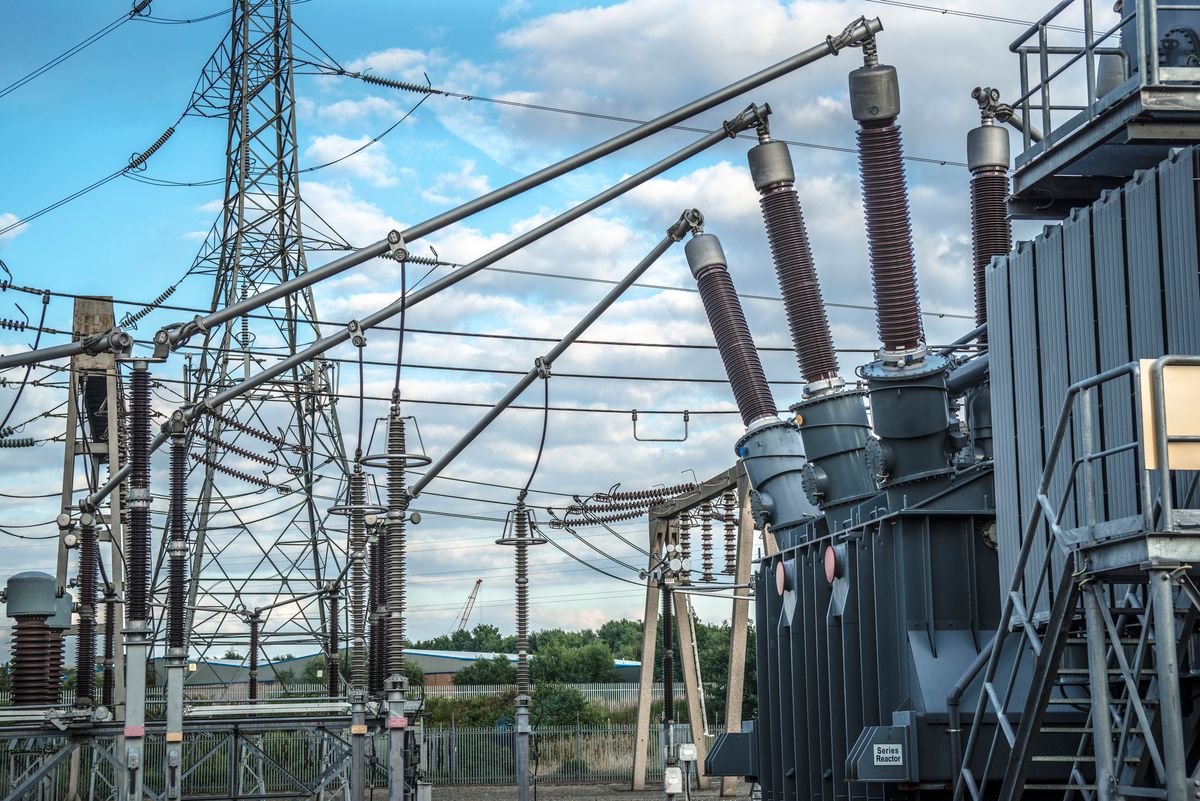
[421,160,492,205]
[0,213,27,243]
[304,134,403,187]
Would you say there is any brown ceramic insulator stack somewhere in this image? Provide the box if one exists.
[970,169,1010,338]
[367,535,381,695]
[12,617,54,705]
[513,504,531,696]
[857,122,924,352]
[722,492,737,575]
[76,517,98,705]
[751,146,839,382]
[700,503,714,583]
[47,627,65,703]
[327,590,340,696]
[167,436,187,652]
[248,615,259,702]
[127,366,151,622]
[349,468,367,691]
[602,483,695,503]
[385,409,408,681]
[102,593,116,707]
[690,237,777,426]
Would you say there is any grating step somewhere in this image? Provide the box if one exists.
[1048,697,1157,705]
[1032,755,1141,763]
[1027,784,1097,791]
[1066,638,1145,645]
[1040,726,1145,734]
[1058,668,1156,675]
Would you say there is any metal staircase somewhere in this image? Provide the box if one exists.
[954,356,1200,801]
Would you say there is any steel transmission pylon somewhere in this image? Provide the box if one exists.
[167,0,351,665]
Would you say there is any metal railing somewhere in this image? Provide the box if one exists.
[951,356,1200,801]
[1009,0,1200,153]
[423,682,684,709]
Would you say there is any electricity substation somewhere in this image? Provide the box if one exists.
[1,1,1200,800]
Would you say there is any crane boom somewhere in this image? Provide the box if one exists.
[453,579,483,633]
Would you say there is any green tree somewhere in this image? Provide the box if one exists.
[222,649,243,661]
[531,640,619,683]
[453,655,515,686]
[597,619,643,660]
[531,683,605,725]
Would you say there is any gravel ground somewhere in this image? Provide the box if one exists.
[429,780,749,800]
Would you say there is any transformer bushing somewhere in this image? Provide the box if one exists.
[967,122,1010,336]
[6,571,57,706]
[748,134,877,528]
[46,591,73,705]
[687,231,814,536]
[76,512,99,706]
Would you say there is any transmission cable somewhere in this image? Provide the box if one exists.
[0,1,153,101]
[0,292,50,435]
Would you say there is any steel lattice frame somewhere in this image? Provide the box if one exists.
[150,0,351,666]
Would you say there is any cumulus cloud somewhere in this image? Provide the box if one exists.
[304,134,405,187]
[421,160,492,205]
[0,212,27,243]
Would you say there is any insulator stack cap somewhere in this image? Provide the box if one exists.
[967,124,1010,172]
[6,572,56,618]
[685,234,728,279]
[747,141,796,191]
[46,592,73,630]
[849,64,901,123]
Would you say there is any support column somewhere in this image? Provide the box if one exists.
[720,478,754,797]
[632,517,667,791]
[1150,569,1188,801]
[675,590,710,789]
[1084,586,1115,801]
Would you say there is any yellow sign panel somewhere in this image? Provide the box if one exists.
[1140,359,1200,470]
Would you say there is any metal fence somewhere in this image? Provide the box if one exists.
[423,682,683,709]
[424,722,692,785]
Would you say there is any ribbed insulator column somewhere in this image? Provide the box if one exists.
[47,628,65,703]
[970,169,1011,337]
[679,512,692,582]
[248,614,259,702]
[368,533,380,695]
[723,492,737,575]
[101,593,115,707]
[12,617,54,705]
[858,122,923,351]
[514,504,531,696]
[75,516,98,704]
[167,434,187,651]
[127,366,151,622]
[749,140,839,383]
[327,590,340,696]
[687,234,776,426]
[385,409,408,680]
[349,468,367,690]
[700,503,714,583]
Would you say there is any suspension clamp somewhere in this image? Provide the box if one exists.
[386,230,408,261]
[347,319,366,348]
[827,16,869,55]
[534,356,551,379]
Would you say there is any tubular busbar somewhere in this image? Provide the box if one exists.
[86,114,758,511]
[154,17,881,355]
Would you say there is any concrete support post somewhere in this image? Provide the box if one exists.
[351,691,367,801]
[632,517,667,790]
[720,478,755,797]
[387,675,408,801]
[675,590,710,789]
[1083,586,1115,801]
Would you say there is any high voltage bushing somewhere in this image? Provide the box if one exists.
[723,492,737,575]
[46,592,73,704]
[687,233,777,426]
[127,364,151,622]
[967,114,1011,337]
[748,136,839,384]
[385,409,408,680]
[700,503,714,583]
[6,572,58,706]
[75,512,99,706]
[850,57,924,353]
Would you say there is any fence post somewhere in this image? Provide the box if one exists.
[450,720,457,785]
[575,713,583,781]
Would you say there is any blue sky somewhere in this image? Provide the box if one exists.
[0,0,1102,658]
